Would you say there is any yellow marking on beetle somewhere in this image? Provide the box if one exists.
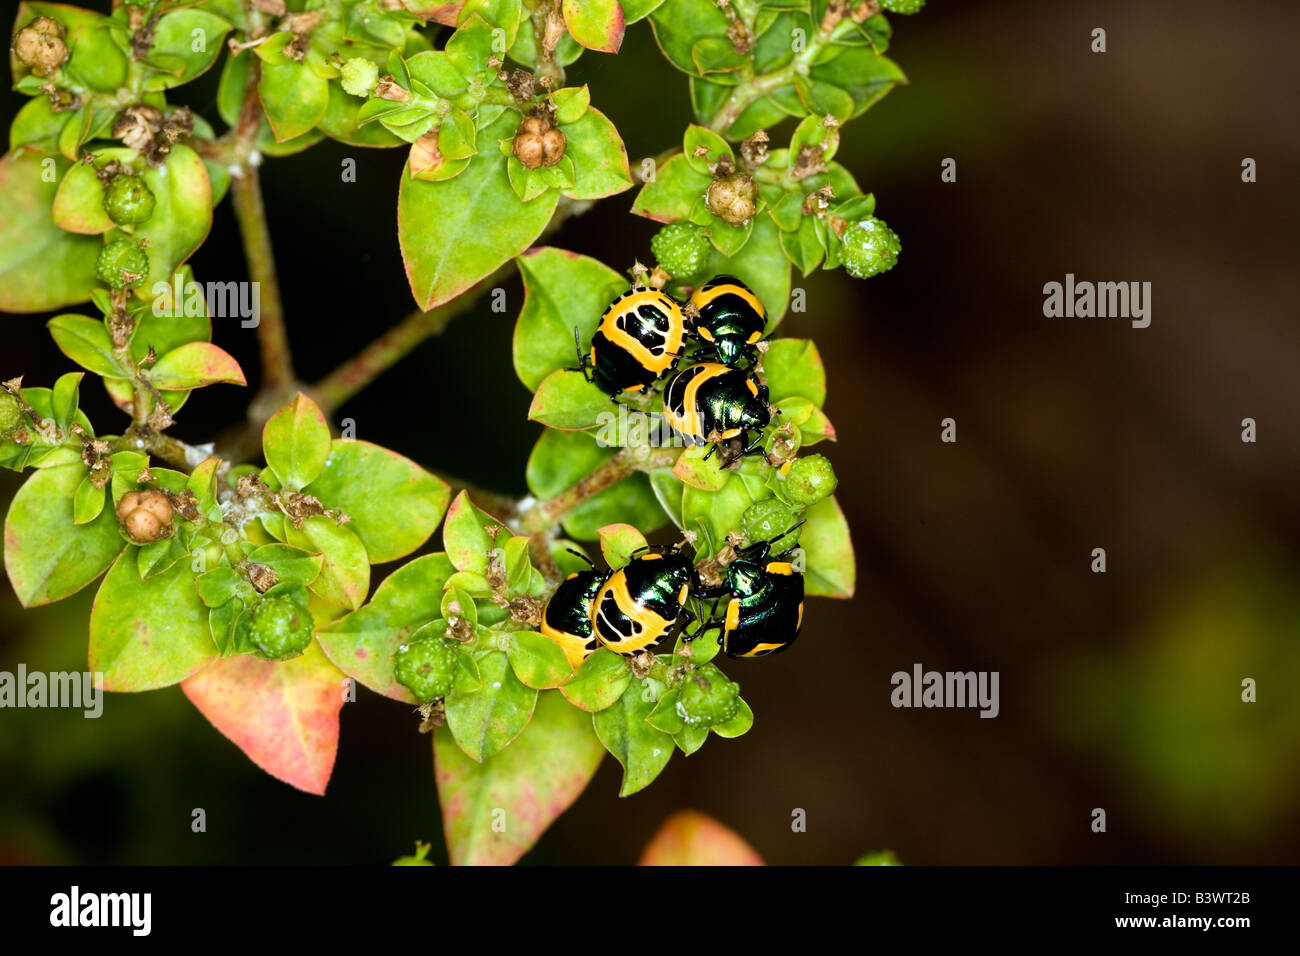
[678,582,689,603]
[591,571,673,651]
[665,363,731,440]
[540,619,595,671]
[626,382,645,392]
[720,427,742,439]
[565,572,579,581]
[724,598,741,632]
[747,330,762,343]
[745,378,759,398]
[742,641,785,658]
[697,327,715,342]
[779,461,793,476]
[766,561,794,576]
[639,553,662,561]
[690,282,766,322]
[797,601,804,629]
[599,291,684,376]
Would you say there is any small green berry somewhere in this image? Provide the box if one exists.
[839,216,900,279]
[742,498,802,552]
[880,0,925,14]
[340,57,379,98]
[102,174,156,225]
[676,663,740,728]
[785,454,837,506]
[0,391,24,436]
[248,592,314,661]
[651,222,711,279]
[393,636,457,702]
[95,239,148,290]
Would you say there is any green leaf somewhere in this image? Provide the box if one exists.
[682,125,734,176]
[763,338,826,406]
[550,85,591,124]
[442,490,510,575]
[558,107,634,200]
[444,650,538,761]
[508,631,575,689]
[88,553,217,691]
[560,647,631,712]
[182,640,347,794]
[712,697,754,737]
[246,543,324,589]
[597,522,646,569]
[51,158,114,234]
[673,444,729,491]
[647,687,685,733]
[528,369,611,430]
[800,494,855,597]
[434,689,604,865]
[317,553,455,702]
[143,10,232,90]
[400,107,558,310]
[263,392,331,491]
[46,314,121,378]
[285,515,370,610]
[811,44,905,119]
[0,151,99,312]
[513,246,628,391]
[303,440,450,563]
[682,461,769,556]
[593,679,675,796]
[675,721,709,754]
[3,464,124,607]
[257,38,331,141]
[631,153,710,223]
[73,473,106,525]
[562,0,624,53]
[149,342,247,389]
[649,0,730,77]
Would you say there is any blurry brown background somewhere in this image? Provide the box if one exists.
[3,0,1299,864]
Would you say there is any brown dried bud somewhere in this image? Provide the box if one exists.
[116,489,175,544]
[246,562,279,594]
[14,17,67,78]
[512,114,565,169]
[112,105,164,154]
[705,171,758,226]
[373,75,411,102]
[739,130,770,168]
[42,82,78,113]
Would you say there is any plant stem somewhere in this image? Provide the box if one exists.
[229,167,293,397]
[518,446,679,534]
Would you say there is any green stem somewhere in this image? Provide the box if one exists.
[229,167,293,397]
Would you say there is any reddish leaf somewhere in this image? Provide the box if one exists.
[638,810,764,865]
[149,342,247,389]
[182,641,347,795]
[562,0,625,54]
[434,689,604,865]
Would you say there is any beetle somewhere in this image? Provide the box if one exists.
[662,362,772,457]
[590,547,698,655]
[540,568,606,671]
[700,535,805,659]
[577,287,686,397]
[688,275,767,367]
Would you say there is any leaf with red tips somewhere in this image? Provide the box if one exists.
[562,0,625,53]
[148,342,247,389]
[435,689,604,865]
[639,809,764,865]
[182,641,347,795]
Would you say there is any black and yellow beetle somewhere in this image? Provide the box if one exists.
[540,569,606,670]
[590,548,698,655]
[701,537,805,659]
[578,288,686,397]
[662,362,772,457]
[688,275,767,367]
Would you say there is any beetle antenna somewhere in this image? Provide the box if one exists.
[564,547,596,569]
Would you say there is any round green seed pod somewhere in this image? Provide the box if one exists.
[784,454,837,506]
[651,222,711,279]
[340,57,379,97]
[103,174,156,225]
[839,216,901,279]
[393,637,457,702]
[676,663,740,728]
[94,239,149,290]
[742,498,803,553]
[248,592,314,661]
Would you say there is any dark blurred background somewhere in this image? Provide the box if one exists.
[3,0,1300,864]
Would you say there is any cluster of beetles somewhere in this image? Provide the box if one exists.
[540,275,807,665]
